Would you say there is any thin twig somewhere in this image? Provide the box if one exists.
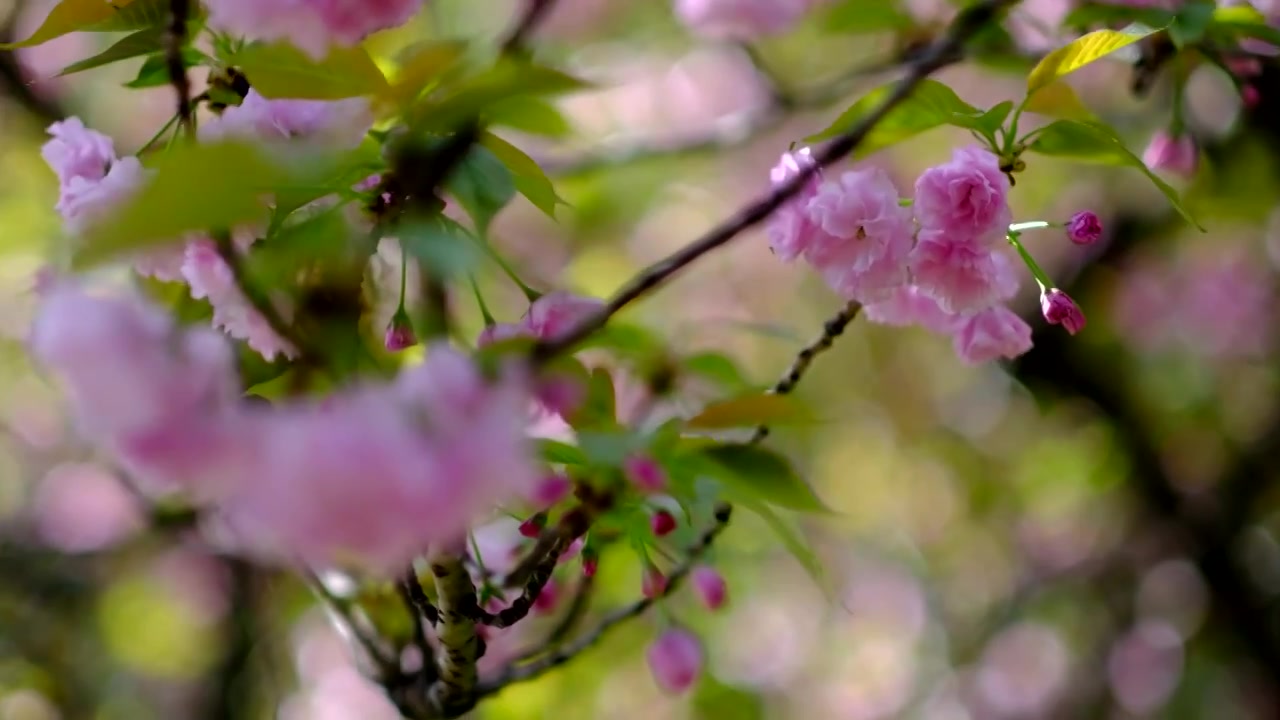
[475,504,731,695]
[303,569,400,679]
[517,573,595,660]
[751,300,862,444]
[165,0,193,138]
[501,0,558,54]
[530,0,1018,365]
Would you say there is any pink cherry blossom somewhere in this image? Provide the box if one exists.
[530,474,571,509]
[691,565,728,610]
[863,285,961,334]
[532,578,559,614]
[201,90,373,148]
[625,454,667,492]
[1066,211,1102,245]
[1142,131,1198,177]
[1041,288,1086,335]
[804,167,913,301]
[41,117,115,189]
[28,283,246,499]
[913,145,1011,238]
[765,147,822,262]
[523,291,605,342]
[204,0,426,61]
[646,628,703,694]
[675,0,813,39]
[909,229,1020,313]
[951,306,1034,364]
[384,316,417,352]
[57,156,148,236]
[183,238,298,361]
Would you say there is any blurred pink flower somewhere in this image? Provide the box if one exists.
[57,156,148,236]
[1142,131,1198,177]
[524,291,605,342]
[530,474,572,509]
[201,90,373,148]
[913,145,1011,238]
[909,230,1018,313]
[384,316,417,352]
[643,566,668,598]
[625,454,667,492]
[691,565,728,610]
[951,306,1034,364]
[1041,288,1086,334]
[765,147,822,262]
[477,322,531,347]
[674,0,813,39]
[41,117,115,189]
[862,285,961,334]
[32,463,144,552]
[183,238,298,361]
[204,0,425,61]
[647,628,703,694]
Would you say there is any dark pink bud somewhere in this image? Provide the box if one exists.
[1227,57,1262,78]
[690,565,728,610]
[646,628,703,694]
[651,509,677,536]
[383,314,416,352]
[625,454,667,493]
[1041,288,1086,335]
[1243,84,1261,109]
[519,513,547,539]
[643,566,667,598]
[533,578,559,614]
[531,474,571,509]
[536,375,586,418]
[1066,211,1102,245]
[582,554,599,578]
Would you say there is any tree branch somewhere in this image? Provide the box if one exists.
[529,0,1018,365]
[427,555,485,716]
[501,0,558,54]
[165,0,193,138]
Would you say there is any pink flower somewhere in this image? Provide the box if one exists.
[1142,131,1198,177]
[625,454,667,492]
[582,553,599,578]
[183,239,298,361]
[384,315,416,352]
[28,283,246,499]
[863,285,961,334]
[530,474,571,509]
[675,0,812,39]
[57,156,148,235]
[523,291,604,342]
[909,230,1020,313]
[765,147,822,262]
[804,167,913,301]
[691,565,728,610]
[1041,288,1086,335]
[646,628,703,694]
[532,578,559,614]
[951,306,1034,364]
[1242,84,1261,109]
[913,145,1011,238]
[204,0,425,61]
[651,509,677,536]
[477,322,531,347]
[41,118,115,189]
[132,243,190,283]
[1066,211,1102,245]
[201,90,372,148]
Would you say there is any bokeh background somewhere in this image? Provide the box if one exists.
[3,0,1280,717]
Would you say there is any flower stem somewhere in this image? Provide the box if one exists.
[1006,232,1054,290]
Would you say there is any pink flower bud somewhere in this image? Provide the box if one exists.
[1142,131,1198,177]
[1066,211,1102,245]
[1227,57,1262,78]
[625,454,667,492]
[643,566,667,598]
[646,628,703,694]
[1243,84,1261,109]
[651,509,677,536]
[533,578,559,614]
[1041,288,1086,335]
[582,554,599,578]
[558,537,584,565]
[519,513,547,539]
[384,315,416,352]
[531,474,571,509]
[691,565,728,610]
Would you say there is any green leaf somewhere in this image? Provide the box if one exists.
[1021,80,1095,120]
[1026,119,1202,229]
[447,144,516,233]
[807,79,984,155]
[250,209,353,284]
[681,351,754,392]
[820,0,913,34]
[1209,4,1280,46]
[1026,28,1156,95]
[232,41,390,100]
[399,215,483,280]
[686,394,812,430]
[974,101,1014,136]
[697,443,831,513]
[269,139,383,220]
[735,496,826,586]
[414,58,590,132]
[568,367,617,429]
[480,132,565,218]
[124,52,175,88]
[75,141,292,267]
[84,0,173,32]
[1063,4,1172,30]
[538,439,587,466]
[577,430,645,468]
[58,25,165,76]
[484,96,573,138]
[1168,1,1216,47]
[2,0,135,48]
[387,39,468,106]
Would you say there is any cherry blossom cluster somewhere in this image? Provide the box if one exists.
[767,144,1089,364]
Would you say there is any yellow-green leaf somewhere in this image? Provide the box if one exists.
[1021,80,1095,120]
[386,39,468,106]
[2,0,132,48]
[413,58,590,132]
[686,393,813,430]
[697,443,832,513]
[1026,119,1202,230]
[480,132,566,218]
[1027,28,1156,94]
[75,141,293,266]
[232,41,390,100]
[807,78,984,155]
[57,25,164,76]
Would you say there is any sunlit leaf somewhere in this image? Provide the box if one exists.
[447,144,516,233]
[807,79,984,155]
[484,95,573,138]
[58,25,165,76]
[1026,28,1156,94]
[1021,80,1095,120]
[687,394,812,430]
[539,439,587,466]
[480,132,565,218]
[386,39,468,106]
[232,41,390,100]
[1026,119,1202,229]
[413,58,590,132]
[1210,3,1280,45]
[696,443,831,513]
